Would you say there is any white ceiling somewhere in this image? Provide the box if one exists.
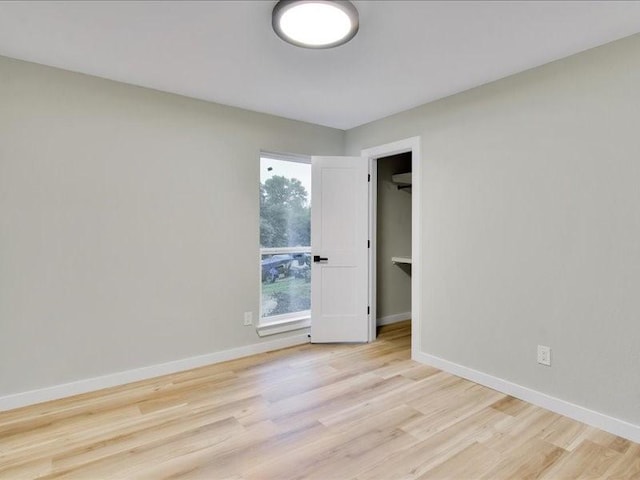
[1,1,640,129]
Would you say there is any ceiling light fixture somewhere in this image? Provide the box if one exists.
[272,0,359,49]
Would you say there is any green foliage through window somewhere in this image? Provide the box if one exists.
[260,158,312,319]
[260,175,310,248]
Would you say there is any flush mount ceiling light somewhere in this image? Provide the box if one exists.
[272,0,359,49]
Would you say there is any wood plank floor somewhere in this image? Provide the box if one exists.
[1,321,638,479]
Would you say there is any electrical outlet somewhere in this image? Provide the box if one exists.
[243,311,253,326]
[537,345,551,366]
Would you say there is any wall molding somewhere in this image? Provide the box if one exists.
[10,334,637,444]
[414,351,640,444]
[0,334,310,412]
[377,312,411,326]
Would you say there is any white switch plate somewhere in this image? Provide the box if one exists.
[243,311,253,326]
[537,345,551,366]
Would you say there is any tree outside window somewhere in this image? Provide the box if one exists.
[260,157,311,319]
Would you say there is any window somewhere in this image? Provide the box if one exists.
[259,153,312,331]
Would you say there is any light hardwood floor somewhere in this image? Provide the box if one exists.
[1,321,638,479]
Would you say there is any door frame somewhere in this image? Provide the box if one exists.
[362,137,421,358]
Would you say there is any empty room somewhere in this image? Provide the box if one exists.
[1,1,640,478]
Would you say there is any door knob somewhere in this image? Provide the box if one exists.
[313,255,328,263]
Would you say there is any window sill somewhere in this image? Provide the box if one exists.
[257,315,311,337]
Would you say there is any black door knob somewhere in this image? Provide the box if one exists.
[313,255,328,263]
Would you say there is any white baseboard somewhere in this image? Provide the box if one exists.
[0,334,310,412]
[413,351,640,444]
[377,311,411,326]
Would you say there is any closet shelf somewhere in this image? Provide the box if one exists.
[391,256,412,265]
[391,172,412,192]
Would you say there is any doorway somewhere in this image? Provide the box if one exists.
[375,152,412,335]
[363,137,421,358]
[264,138,421,357]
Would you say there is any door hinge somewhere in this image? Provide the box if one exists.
[367,306,370,315]
[368,240,370,248]
[368,174,371,182]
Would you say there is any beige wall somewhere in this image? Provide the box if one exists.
[0,55,343,396]
[346,33,640,425]
[3,31,640,429]
[376,153,412,320]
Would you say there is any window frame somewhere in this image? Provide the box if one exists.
[258,151,312,336]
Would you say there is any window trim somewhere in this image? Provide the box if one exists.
[261,150,311,165]
[256,313,311,337]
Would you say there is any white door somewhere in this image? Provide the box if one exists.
[310,156,369,343]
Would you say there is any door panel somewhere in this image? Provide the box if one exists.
[311,156,369,343]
